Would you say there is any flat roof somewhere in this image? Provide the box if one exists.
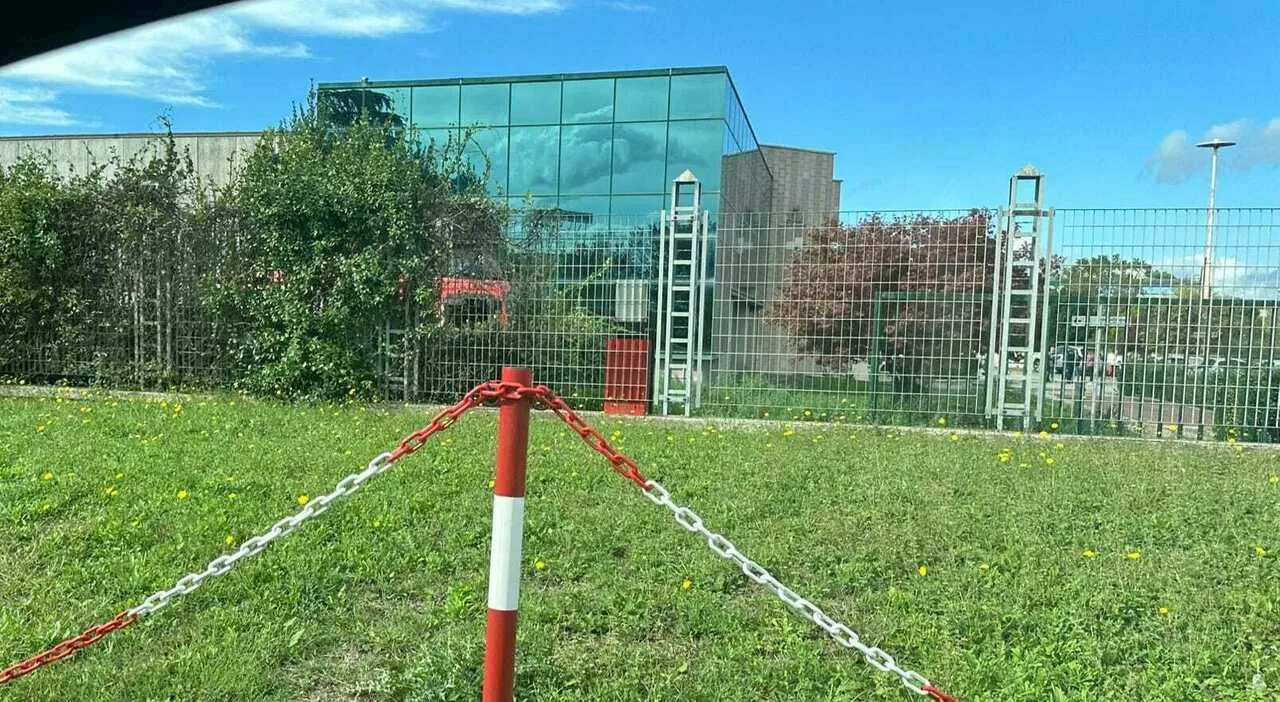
[318,65,729,90]
[760,143,837,156]
[0,131,262,141]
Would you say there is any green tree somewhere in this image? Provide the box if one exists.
[204,96,505,400]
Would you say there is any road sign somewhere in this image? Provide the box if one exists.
[1069,315,1127,328]
[1139,285,1176,298]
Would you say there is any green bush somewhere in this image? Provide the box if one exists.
[0,127,204,388]
[199,102,507,401]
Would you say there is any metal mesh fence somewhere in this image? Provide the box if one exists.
[4,222,231,390]
[1044,208,1280,442]
[386,211,658,410]
[5,198,1279,443]
[705,209,998,426]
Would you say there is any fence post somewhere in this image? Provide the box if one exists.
[483,366,532,702]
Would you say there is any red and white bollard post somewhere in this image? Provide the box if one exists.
[483,367,532,702]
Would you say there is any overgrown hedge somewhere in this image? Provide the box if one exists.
[0,103,614,401]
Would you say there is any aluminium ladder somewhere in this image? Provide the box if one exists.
[653,170,710,416]
[986,165,1054,431]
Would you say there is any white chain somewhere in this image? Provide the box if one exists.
[127,452,396,617]
[642,479,934,698]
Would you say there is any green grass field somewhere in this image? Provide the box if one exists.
[2,390,1278,701]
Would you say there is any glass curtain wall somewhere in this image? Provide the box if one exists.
[319,68,771,225]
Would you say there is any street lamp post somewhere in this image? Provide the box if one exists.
[1196,138,1236,300]
[1191,138,1235,438]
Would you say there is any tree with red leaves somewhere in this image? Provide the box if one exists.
[769,210,996,392]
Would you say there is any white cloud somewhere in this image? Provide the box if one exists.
[605,1,656,11]
[231,0,428,36]
[0,0,567,112]
[0,86,76,126]
[1147,118,1280,184]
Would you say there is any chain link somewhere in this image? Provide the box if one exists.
[0,612,136,685]
[2,379,957,700]
[641,479,954,700]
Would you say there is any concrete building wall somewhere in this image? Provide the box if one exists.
[713,144,842,375]
[0,132,262,188]
[759,145,840,216]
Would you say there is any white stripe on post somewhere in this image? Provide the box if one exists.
[487,495,525,611]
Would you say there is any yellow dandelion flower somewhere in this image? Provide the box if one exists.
[681,579,693,591]
[937,417,947,426]
[372,519,382,528]
[41,471,53,480]
[1055,442,1064,449]
[37,425,46,433]
[225,535,235,545]
[1039,430,1049,439]
[782,427,795,437]
[917,565,928,577]
[1270,475,1279,485]
[1255,546,1267,558]
[803,409,812,417]
[998,455,1011,463]
[1127,550,1141,561]
[115,472,123,479]
[1045,457,1056,466]
[1050,422,1059,430]
[1166,424,1177,432]
[176,489,189,500]
[296,494,309,506]
[1157,606,1169,616]
[950,433,960,442]
[534,559,547,571]
[978,563,990,572]
[487,479,496,489]
[1082,549,1098,559]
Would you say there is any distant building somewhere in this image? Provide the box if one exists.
[0,131,261,187]
[315,66,839,223]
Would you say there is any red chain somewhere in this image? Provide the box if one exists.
[0,611,136,685]
[387,380,649,489]
[924,684,962,702]
[2,379,953,699]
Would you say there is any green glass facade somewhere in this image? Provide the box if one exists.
[316,67,771,223]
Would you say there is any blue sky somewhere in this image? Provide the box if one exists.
[0,0,1276,211]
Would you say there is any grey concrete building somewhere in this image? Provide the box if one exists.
[0,131,262,188]
[713,143,843,376]
[758,145,841,215]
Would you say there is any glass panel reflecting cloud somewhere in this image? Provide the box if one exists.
[562,79,613,124]
[615,76,669,122]
[667,119,723,192]
[463,127,509,194]
[508,125,560,195]
[511,81,561,125]
[559,124,612,195]
[410,85,460,128]
[461,83,510,126]
[669,74,724,120]
[612,121,667,194]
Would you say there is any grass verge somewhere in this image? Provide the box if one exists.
[2,392,1278,700]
